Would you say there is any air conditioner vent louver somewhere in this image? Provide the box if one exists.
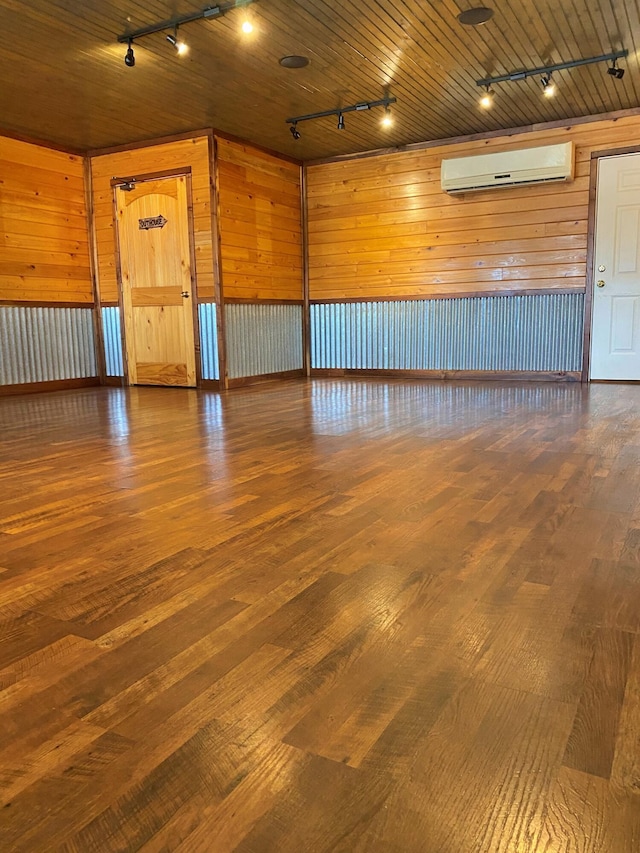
[441,142,574,194]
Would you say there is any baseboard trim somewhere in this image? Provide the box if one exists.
[103,376,126,387]
[200,379,222,391]
[310,368,582,383]
[0,377,101,396]
[227,369,305,389]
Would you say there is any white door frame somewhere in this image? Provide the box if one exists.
[584,144,640,381]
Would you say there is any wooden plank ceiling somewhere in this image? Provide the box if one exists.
[0,0,638,159]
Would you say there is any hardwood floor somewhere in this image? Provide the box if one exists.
[1,379,640,852]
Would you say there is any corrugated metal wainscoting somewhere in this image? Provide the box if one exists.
[198,303,220,381]
[101,306,124,378]
[225,303,303,379]
[0,306,97,385]
[311,293,584,373]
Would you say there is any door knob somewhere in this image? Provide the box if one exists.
[596,280,606,288]
[181,291,190,298]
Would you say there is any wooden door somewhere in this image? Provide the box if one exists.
[116,175,197,387]
[590,153,640,380]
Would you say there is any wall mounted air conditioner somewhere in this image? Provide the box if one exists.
[441,141,574,194]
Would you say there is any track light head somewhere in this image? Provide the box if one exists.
[608,61,625,79]
[380,106,393,128]
[124,40,135,67]
[337,113,345,130]
[541,74,556,97]
[479,86,494,109]
[166,29,188,55]
[290,123,301,140]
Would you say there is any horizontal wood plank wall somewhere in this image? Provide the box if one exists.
[0,135,92,303]
[216,137,303,301]
[90,136,213,303]
[306,114,640,300]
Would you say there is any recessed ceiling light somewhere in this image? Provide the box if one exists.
[457,7,494,26]
[280,55,309,69]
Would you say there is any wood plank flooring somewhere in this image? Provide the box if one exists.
[1,379,640,852]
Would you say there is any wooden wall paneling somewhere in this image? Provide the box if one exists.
[306,114,640,301]
[216,137,303,302]
[90,136,214,305]
[0,135,93,304]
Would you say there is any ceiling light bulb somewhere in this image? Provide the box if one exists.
[167,31,188,55]
[479,87,494,109]
[541,75,555,97]
[381,108,393,128]
[242,20,253,34]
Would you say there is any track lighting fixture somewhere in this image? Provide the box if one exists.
[117,0,255,64]
[608,60,625,79]
[380,106,393,128]
[541,74,555,97]
[479,85,494,109]
[475,49,627,100]
[124,39,135,67]
[166,27,188,55]
[286,97,396,138]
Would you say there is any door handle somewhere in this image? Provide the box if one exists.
[181,291,190,298]
[596,280,606,288]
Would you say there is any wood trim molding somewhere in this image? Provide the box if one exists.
[212,130,302,167]
[310,288,584,304]
[591,144,640,160]
[591,379,640,384]
[110,179,130,385]
[184,171,203,389]
[99,301,120,308]
[199,378,222,391]
[311,368,581,383]
[301,165,311,378]
[103,376,125,387]
[109,166,192,186]
[0,127,84,156]
[227,369,306,389]
[87,128,301,166]
[306,107,640,166]
[88,131,212,158]
[582,156,600,381]
[0,300,94,309]
[209,132,228,390]
[84,156,107,384]
[0,377,100,397]
[222,297,305,306]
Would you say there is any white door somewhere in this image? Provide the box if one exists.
[590,153,640,380]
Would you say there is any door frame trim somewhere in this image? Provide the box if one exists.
[583,145,640,381]
[109,167,192,187]
[111,168,200,388]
